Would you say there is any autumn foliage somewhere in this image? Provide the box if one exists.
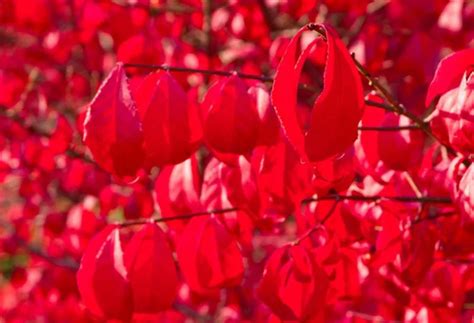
[1,0,474,322]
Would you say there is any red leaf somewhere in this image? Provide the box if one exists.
[219,155,260,220]
[200,157,254,245]
[257,245,329,321]
[431,72,474,156]
[312,148,355,194]
[377,114,425,171]
[457,163,474,225]
[176,216,244,292]
[203,75,260,155]
[270,27,307,160]
[271,24,364,163]
[400,224,438,287]
[256,247,295,319]
[124,223,178,313]
[426,48,474,106]
[117,33,164,68]
[255,137,313,214]
[154,155,203,231]
[76,225,132,320]
[355,94,392,180]
[49,116,73,155]
[83,63,144,177]
[248,85,280,146]
[135,71,199,168]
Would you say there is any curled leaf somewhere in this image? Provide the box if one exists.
[271,24,364,163]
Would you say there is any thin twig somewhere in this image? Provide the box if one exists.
[358,125,420,131]
[112,0,197,14]
[256,0,278,31]
[118,207,239,227]
[0,107,94,164]
[203,0,213,60]
[302,194,452,205]
[351,57,406,114]
[0,228,80,271]
[350,54,458,156]
[120,65,417,131]
[123,63,273,82]
[18,240,79,271]
[364,99,397,112]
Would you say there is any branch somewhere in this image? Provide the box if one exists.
[123,63,273,82]
[0,227,80,271]
[203,0,213,56]
[358,125,420,131]
[302,194,452,205]
[121,62,420,135]
[18,240,80,271]
[118,207,239,228]
[350,54,458,156]
[256,0,278,31]
[112,0,197,14]
[351,57,406,115]
[364,99,396,111]
[0,107,94,164]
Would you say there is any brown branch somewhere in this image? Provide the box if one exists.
[125,63,319,94]
[302,194,452,205]
[350,55,458,156]
[151,4,197,14]
[256,0,278,32]
[118,207,239,228]
[112,0,197,14]
[203,0,213,53]
[123,63,273,82]
[0,220,79,271]
[351,57,406,115]
[306,23,328,40]
[0,107,94,164]
[203,0,213,85]
[18,240,79,271]
[117,66,419,137]
[0,108,50,137]
[364,99,396,111]
[358,125,420,131]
